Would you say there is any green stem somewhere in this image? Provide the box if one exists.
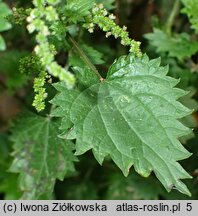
[68,36,103,80]
[166,0,180,35]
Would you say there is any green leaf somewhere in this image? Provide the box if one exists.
[144,28,198,60]
[74,66,100,90]
[10,113,77,199]
[81,44,105,65]
[179,88,198,143]
[69,44,105,67]
[63,0,94,23]
[51,67,99,130]
[181,0,198,33]
[51,54,192,196]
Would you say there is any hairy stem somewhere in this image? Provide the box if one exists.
[166,0,180,35]
[68,36,103,80]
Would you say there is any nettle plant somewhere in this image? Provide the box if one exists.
[1,0,198,199]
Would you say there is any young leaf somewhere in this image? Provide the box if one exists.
[9,113,77,199]
[62,0,94,23]
[51,54,192,196]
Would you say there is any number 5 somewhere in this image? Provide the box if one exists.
[186,203,192,211]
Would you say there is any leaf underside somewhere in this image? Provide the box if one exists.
[51,54,192,196]
[10,113,77,199]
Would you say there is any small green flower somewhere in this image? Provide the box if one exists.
[26,0,76,111]
[32,70,47,112]
[27,0,75,85]
[84,3,142,57]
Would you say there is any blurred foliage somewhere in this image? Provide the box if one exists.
[0,50,29,92]
[181,0,198,33]
[0,0,198,200]
[144,29,198,61]
[0,133,21,199]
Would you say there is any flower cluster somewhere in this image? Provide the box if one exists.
[19,54,48,112]
[83,4,142,57]
[6,7,31,26]
[19,54,41,75]
[32,70,48,112]
[27,0,75,88]
[26,0,75,111]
